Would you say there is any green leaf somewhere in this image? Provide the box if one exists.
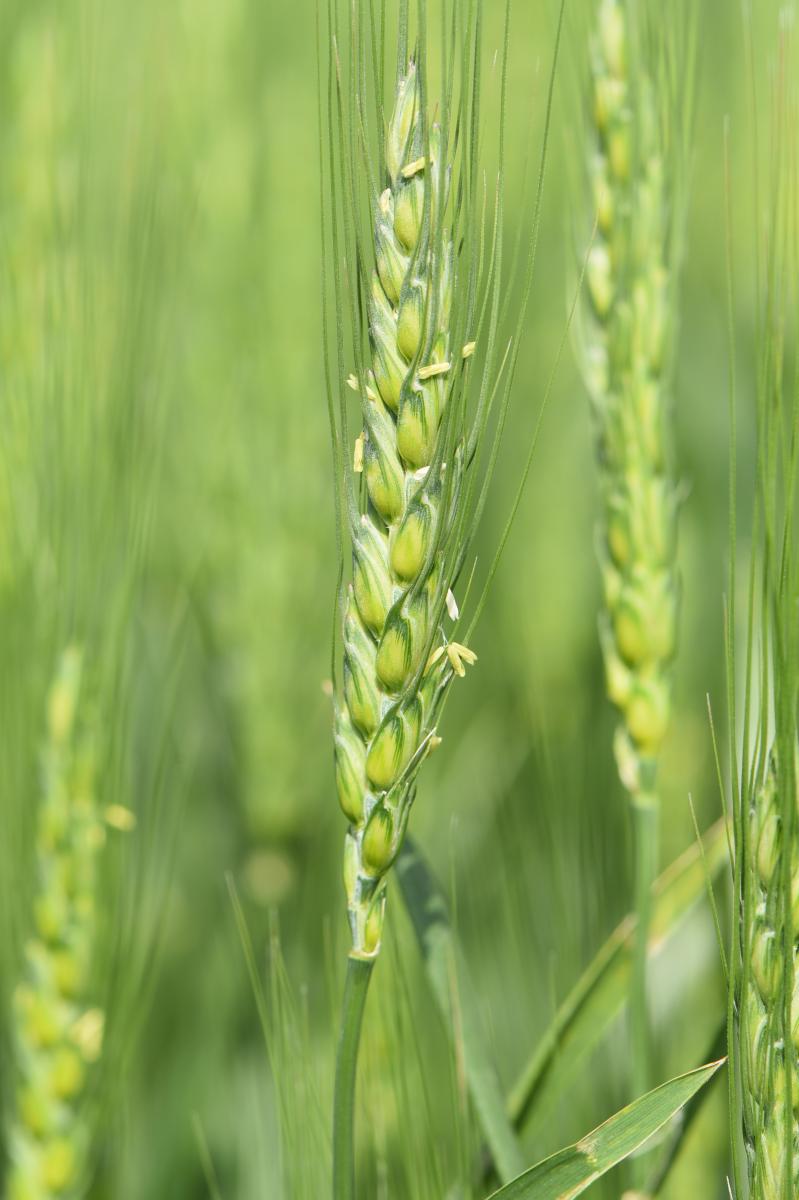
[646,1020,726,1195]
[507,820,729,1135]
[486,1060,725,1200]
[396,839,527,1184]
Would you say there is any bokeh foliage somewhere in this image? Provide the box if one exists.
[0,0,781,1196]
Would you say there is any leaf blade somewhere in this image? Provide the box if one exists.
[507,820,729,1134]
[488,1060,725,1200]
[397,838,528,1183]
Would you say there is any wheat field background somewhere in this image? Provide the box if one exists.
[0,0,774,1196]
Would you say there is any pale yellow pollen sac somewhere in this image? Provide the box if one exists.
[417,360,451,381]
[426,641,477,678]
[346,373,378,402]
[446,641,477,677]
[428,735,443,751]
[321,679,334,697]
[413,466,430,481]
[353,433,365,473]
[448,647,466,676]
[104,805,137,833]
[462,341,476,359]
[379,187,391,214]
[445,589,459,620]
[401,156,427,179]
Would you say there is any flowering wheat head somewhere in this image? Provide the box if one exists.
[334,60,476,960]
[326,2,523,960]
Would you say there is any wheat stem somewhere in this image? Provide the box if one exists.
[630,793,658,1109]
[332,958,374,1200]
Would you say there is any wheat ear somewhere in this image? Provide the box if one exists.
[324,0,532,1189]
[732,23,799,1194]
[585,0,681,835]
[579,0,692,1115]
[741,758,799,1197]
[334,57,476,963]
[6,650,131,1200]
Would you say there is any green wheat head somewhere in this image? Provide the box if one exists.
[579,0,693,802]
[324,0,530,959]
[6,649,133,1200]
[743,756,799,1196]
[732,18,799,1196]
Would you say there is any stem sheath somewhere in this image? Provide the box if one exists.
[332,956,375,1200]
[630,790,659,1187]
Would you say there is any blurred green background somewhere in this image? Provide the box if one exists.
[0,0,774,1196]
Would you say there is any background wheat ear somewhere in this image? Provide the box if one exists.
[0,6,189,1192]
[6,648,137,1200]
[574,0,695,1132]
[729,15,799,1198]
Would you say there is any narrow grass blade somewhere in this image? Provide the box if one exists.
[508,821,728,1133]
[396,838,527,1183]
[487,1060,725,1200]
[192,1113,226,1200]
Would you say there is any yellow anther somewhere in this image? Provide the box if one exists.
[347,373,377,402]
[428,735,443,751]
[353,433,365,473]
[379,187,391,214]
[401,156,427,178]
[445,589,459,620]
[417,361,451,380]
[426,641,477,677]
[105,805,137,833]
[462,341,476,359]
[447,642,478,677]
